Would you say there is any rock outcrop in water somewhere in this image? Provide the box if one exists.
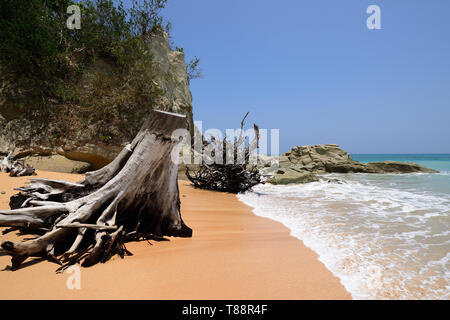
[262,144,438,185]
[284,144,438,174]
[266,169,319,185]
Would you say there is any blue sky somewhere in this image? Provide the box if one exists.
[138,0,449,153]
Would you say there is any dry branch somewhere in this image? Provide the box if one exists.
[186,113,262,193]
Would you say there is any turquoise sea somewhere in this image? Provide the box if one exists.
[239,154,450,299]
[352,154,450,196]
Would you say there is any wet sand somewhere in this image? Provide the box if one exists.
[0,171,350,299]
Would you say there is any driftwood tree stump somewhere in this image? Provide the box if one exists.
[0,110,192,271]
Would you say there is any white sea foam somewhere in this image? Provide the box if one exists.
[237,175,450,299]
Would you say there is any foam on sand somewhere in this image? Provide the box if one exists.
[238,173,450,299]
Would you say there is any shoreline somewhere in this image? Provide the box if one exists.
[238,169,450,300]
[0,171,350,299]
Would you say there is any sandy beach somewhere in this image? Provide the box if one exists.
[0,171,350,300]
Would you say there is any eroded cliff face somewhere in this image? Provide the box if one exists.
[0,31,194,172]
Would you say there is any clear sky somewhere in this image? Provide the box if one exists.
[141,0,450,154]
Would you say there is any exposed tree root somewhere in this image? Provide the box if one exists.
[186,112,262,193]
[0,110,192,271]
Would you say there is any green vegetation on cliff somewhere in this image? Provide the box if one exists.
[0,0,197,145]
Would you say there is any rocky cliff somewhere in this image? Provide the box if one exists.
[0,31,194,173]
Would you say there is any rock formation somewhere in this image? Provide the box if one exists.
[284,144,438,174]
[267,169,319,185]
[263,144,438,185]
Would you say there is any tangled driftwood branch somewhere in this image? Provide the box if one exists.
[186,112,262,193]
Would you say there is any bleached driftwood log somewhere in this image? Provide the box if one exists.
[0,151,36,177]
[0,151,13,172]
[0,110,192,271]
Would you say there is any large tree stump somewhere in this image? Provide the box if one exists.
[0,110,192,271]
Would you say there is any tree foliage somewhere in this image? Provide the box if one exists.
[0,0,170,94]
[186,56,203,83]
[0,0,72,82]
[130,0,167,36]
[0,0,202,145]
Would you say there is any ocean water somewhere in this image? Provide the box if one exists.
[238,154,450,299]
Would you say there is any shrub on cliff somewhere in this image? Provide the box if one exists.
[0,0,168,77]
[0,0,173,142]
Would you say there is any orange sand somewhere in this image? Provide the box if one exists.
[0,171,350,299]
